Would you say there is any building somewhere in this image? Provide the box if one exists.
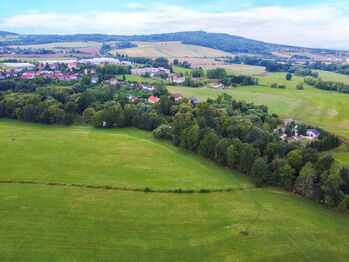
[21,72,36,80]
[91,76,99,84]
[171,75,185,84]
[190,97,200,104]
[78,57,121,65]
[148,96,160,103]
[106,78,118,85]
[306,129,320,138]
[131,67,170,76]
[168,93,183,101]
[68,62,78,71]
[4,63,35,72]
[210,83,223,88]
[143,84,155,92]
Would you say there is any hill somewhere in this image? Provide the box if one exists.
[0,120,348,261]
[1,31,345,57]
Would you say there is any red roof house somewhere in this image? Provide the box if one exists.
[148,96,160,103]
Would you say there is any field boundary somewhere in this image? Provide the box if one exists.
[0,180,255,194]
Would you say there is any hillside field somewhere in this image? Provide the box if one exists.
[0,120,348,261]
[9,41,102,50]
[168,72,349,140]
[111,41,233,58]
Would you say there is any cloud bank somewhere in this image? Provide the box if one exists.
[1,4,348,49]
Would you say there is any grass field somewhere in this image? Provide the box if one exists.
[168,72,349,139]
[316,70,349,84]
[111,41,233,58]
[116,74,162,84]
[0,120,348,261]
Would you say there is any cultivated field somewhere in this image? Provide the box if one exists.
[0,120,348,261]
[112,41,233,58]
[9,41,102,50]
[168,72,349,139]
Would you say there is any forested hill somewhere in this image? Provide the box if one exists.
[0,30,335,56]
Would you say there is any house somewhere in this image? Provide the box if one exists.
[68,62,78,71]
[106,78,118,85]
[91,76,99,84]
[171,75,185,84]
[128,95,137,101]
[21,72,35,80]
[143,84,155,92]
[168,93,183,101]
[190,97,200,104]
[148,96,160,103]
[306,129,320,138]
[210,83,223,88]
[37,66,44,71]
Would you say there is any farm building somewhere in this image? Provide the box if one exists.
[4,63,35,72]
[306,129,320,138]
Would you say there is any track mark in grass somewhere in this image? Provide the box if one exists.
[0,180,255,194]
[246,189,312,262]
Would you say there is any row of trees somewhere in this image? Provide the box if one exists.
[304,76,349,93]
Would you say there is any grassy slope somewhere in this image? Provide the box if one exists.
[0,120,348,262]
[112,42,232,58]
[168,72,349,139]
[0,119,247,190]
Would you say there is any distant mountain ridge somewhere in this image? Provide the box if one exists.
[0,30,340,56]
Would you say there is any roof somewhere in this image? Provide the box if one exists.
[190,96,200,104]
[307,129,320,136]
[148,96,160,103]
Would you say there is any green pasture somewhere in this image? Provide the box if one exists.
[0,120,348,261]
[168,72,349,139]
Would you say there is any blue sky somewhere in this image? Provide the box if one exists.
[1,0,349,48]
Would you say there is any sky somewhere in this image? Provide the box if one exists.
[1,0,349,49]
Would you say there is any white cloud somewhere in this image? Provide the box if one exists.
[125,3,144,9]
[1,4,349,49]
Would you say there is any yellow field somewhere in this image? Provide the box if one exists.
[111,41,233,58]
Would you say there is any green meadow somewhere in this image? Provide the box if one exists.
[168,72,349,140]
[0,120,348,261]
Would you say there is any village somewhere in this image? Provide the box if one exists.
[0,57,240,105]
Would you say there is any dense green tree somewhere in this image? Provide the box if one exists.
[226,138,243,168]
[295,162,316,197]
[286,73,292,80]
[250,158,270,186]
[287,149,304,171]
[198,131,219,159]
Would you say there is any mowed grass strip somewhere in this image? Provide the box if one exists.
[0,183,348,262]
[0,120,248,190]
